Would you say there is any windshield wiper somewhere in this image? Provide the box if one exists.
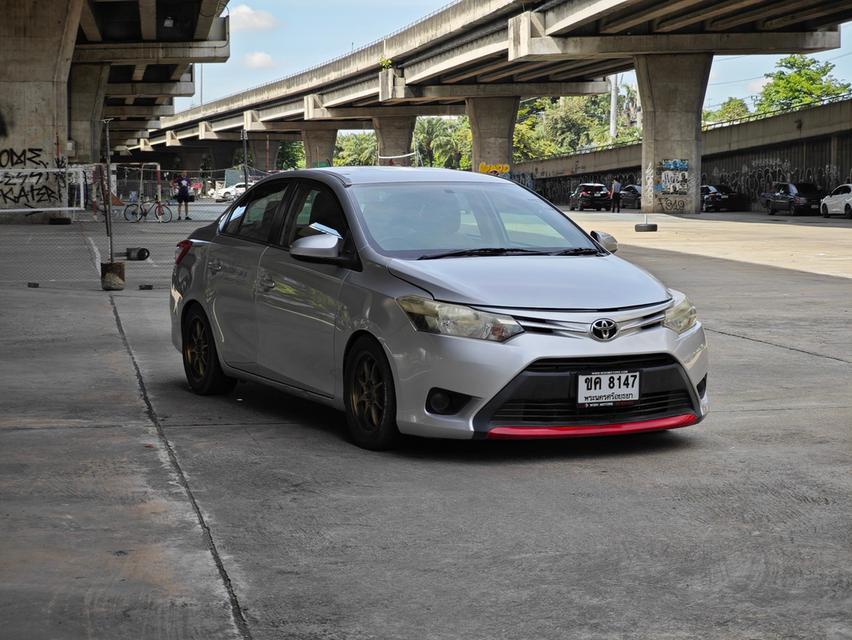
[417,247,551,260]
[549,247,604,256]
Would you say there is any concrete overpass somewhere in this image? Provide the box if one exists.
[0,0,230,171]
[128,0,851,213]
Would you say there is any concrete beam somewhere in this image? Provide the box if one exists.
[166,130,181,147]
[139,0,156,40]
[106,82,195,97]
[761,2,851,30]
[104,105,174,117]
[79,0,101,42]
[404,32,509,84]
[600,0,705,34]
[380,75,609,101]
[542,0,643,35]
[138,139,155,152]
[196,122,300,142]
[509,18,840,61]
[194,0,223,39]
[655,0,759,33]
[73,40,229,64]
[708,0,825,30]
[304,95,466,120]
[110,120,161,130]
[131,64,146,82]
[243,110,370,132]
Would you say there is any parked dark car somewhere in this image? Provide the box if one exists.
[762,182,826,215]
[701,184,750,211]
[620,184,642,209]
[568,183,610,211]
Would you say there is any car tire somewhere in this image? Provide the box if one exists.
[182,306,237,395]
[344,336,400,450]
[822,205,830,218]
[767,204,774,215]
[789,203,797,217]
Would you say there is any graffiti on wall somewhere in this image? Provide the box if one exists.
[479,162,510,177]
[0,147,66,208]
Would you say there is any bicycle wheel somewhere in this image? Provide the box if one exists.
[158,204,173,223]
[124,203,142,222]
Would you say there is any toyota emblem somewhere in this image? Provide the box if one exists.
[590,318,618,341]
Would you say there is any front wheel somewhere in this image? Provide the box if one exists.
[344,337,400,450]
[845,204,852,220]
[822,205,830,218]
[182,307,236,395]
[124,204,141,222]
[158,204,173,223]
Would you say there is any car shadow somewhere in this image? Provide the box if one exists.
[671,210,852,229]
[195,380,697,462]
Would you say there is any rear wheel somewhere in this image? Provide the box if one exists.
[344,337,400,450]
[182,306,236,395]
[124,204,141,222]
[788,203,797,216]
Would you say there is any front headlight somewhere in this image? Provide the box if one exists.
[663,293,698,334]
[397,296,523,342]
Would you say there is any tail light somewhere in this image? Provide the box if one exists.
[175,239,192,265]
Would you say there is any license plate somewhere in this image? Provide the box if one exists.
[811,204,818,209]
[721,195,728,199]
[578,371,640,407]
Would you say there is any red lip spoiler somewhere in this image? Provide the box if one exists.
[485,414,697,439]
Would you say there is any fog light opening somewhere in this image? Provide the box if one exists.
[426,388,471,416]
[697,375,707,398]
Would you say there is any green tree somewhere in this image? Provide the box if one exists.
[703,97,750,124]
[334,132,377,166]
[753,55,851,113]
[276,141,304,169]
[432,117,471,169]
[414,117,452,166]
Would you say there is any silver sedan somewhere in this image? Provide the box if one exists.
[171,167,709,449]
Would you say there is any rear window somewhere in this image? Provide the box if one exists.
[714,185,734,194]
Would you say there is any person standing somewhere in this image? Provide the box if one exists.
[173,174,192,221]
[610,178,622,213]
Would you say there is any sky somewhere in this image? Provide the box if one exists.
[176,2,852,114]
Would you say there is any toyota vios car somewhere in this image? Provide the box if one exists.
[171,167,709,450]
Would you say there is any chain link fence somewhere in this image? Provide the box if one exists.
[0,162,246,290]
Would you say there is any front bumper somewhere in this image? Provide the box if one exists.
[386,322,709,440]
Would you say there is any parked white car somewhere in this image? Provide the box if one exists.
[820,184,852,218]
[217,182,254,201]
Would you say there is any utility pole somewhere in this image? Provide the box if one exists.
[103,118,114,262]
[241,129,249,186]
[609,75,618,143]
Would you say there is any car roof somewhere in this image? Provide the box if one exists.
[269,166,509,186]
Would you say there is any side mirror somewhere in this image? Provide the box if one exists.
[290,233,343,261]
[591,230,618,253]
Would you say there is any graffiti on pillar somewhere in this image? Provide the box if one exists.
[652,159,692,212]
[0,147,67,208]
[479,162,510,177]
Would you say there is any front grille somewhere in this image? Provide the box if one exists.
[527,353,676,372]
[491,390,693,425]
[474,353,698,431]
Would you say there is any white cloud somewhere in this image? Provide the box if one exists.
[243,51,275,69]
[230,4,279,32]
[747,76,771,93]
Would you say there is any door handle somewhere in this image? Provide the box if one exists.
[208,259,223,272]
[259,276,276,291]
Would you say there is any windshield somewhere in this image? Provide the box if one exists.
[715,185,734,194]
[349,182,598,259]
[795,183,819,193]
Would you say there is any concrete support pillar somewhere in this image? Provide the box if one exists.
[373,116,415,166]
[69,64,110,163]
[248,138,279,172]
[302,130,337,168]
[466,97,519,176]
[635,53,712,215]
[0,0,82,216]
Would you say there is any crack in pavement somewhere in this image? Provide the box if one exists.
[705,327,852,365]
[109,296,253,640]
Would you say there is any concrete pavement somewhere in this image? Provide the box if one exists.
[0,212,850,639]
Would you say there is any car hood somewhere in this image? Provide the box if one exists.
[387,254,670,310]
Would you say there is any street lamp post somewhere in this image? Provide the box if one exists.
[103,118,114,262]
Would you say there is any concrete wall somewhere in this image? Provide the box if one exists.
[514,99,852,205]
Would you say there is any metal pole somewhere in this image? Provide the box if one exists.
[609,75,618,142]
[103,118,114,262]
[241,129,249,187]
